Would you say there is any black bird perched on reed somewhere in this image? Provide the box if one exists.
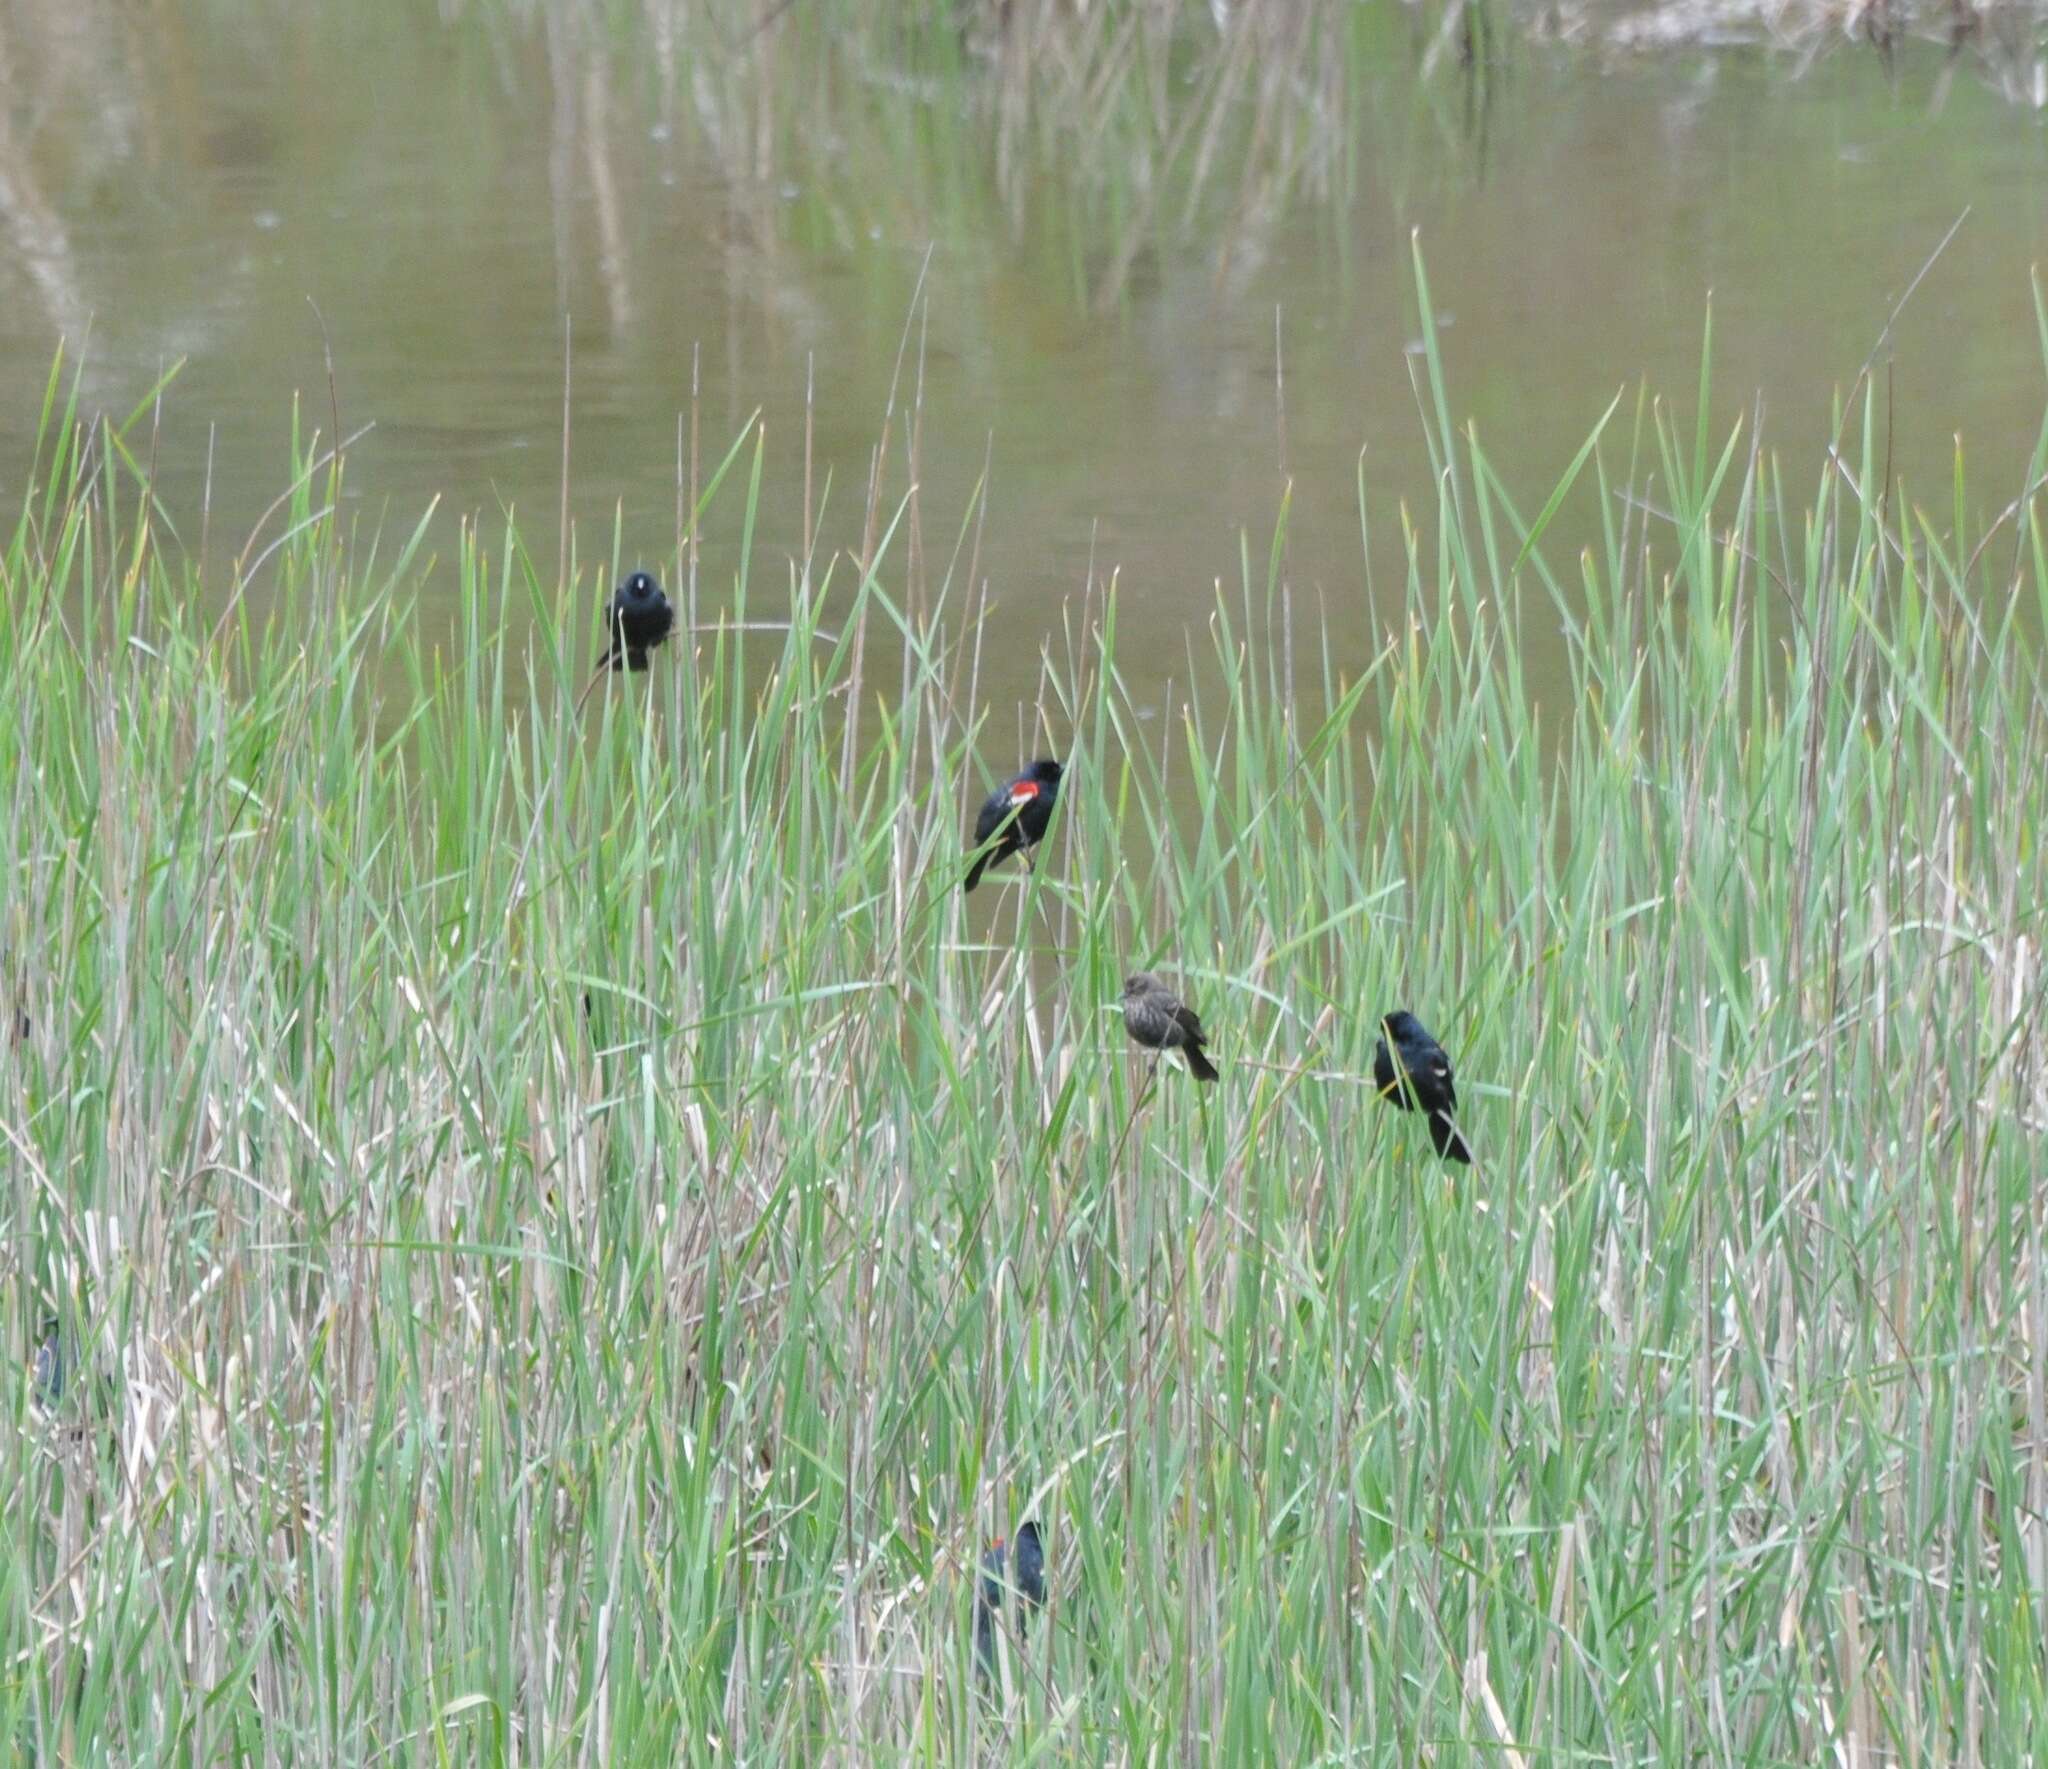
[964,759,1064,893]
[974,1520,1046,1680]
[1121,972,1219,1082]
[601,569,674,672]
[1372,1010,1470,1163]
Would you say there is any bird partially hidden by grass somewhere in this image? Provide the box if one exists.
[576,570,675,713]
[974,1520,1046,1682]
[1121,972,1219,1082]
[603,569,675,672]
[1372,1010,1471,1162]
[30,1312,116,1423]
[964,759,1063,893]
[30,1314,65,1412]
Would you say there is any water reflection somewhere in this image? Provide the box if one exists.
[0,0,2044,719]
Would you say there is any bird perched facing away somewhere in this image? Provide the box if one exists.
[1121,972,1220,1082]
[974,1520,1047,1681]
[1372,1010,1471,1163]
[964,759,1064,893]
[601,569,674,672]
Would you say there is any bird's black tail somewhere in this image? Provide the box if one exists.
[1184,1042,1220,1083]
[963,849,991,894]
[973,1594,997,1680]
[1429,1112,1472,1164]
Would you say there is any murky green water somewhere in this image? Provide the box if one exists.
[2,2,2045,714]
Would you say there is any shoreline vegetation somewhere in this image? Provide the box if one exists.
[7,285,2048,1759]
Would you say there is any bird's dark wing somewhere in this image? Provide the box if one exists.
[1425,1049,1456,1113]
[1016,793,1054,845]
[1014,1525,1046,1609]
[1169,1003,1206,1046]
[973,792,1010,847]
[1394,1037,1445,1090]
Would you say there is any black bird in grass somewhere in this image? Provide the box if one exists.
[1121,972,1220,1083]
[600,569,674,672]
[964,759,1064,893]
[1372,1010,1471,1163]
[974,1520,1046,1680]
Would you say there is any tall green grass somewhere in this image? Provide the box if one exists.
[5,293,2048,1762]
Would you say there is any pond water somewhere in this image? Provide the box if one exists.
[1,1,2044,718]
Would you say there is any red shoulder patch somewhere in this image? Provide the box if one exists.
[1007,782,1041,804]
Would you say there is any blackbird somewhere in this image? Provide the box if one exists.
[601,570,674,672]
[1120,972,1220,1082]
[964,759,1064,893]
[1372,1010,1471,1162]
[973,1520,1046,1680]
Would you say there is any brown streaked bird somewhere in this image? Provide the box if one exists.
[1120,972,1219,1082]
[30,1315,65,1413]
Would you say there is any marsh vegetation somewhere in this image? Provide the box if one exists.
[7,0,2048,1759]
[8,287,2048,1755]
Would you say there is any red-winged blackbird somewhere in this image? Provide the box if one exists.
[1120,972,1220,1082]
[1372,1010,1471,1163]
[973,1520,1046,1679]
[601,570,674,672]
[963,759,1063,893]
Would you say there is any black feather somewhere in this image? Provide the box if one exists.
[1372,1010,1471,1163]
[964,759,1064,893]
[600,571,674,672]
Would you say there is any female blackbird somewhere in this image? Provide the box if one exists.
[30,1315,65,1411]
[1372,1010,1471,1162]
[973,1520,1046,1679]
[1121,972,1220,1082]
[29,1313,114,1419]
[601,570,674,672]
[964,759,1064,892]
